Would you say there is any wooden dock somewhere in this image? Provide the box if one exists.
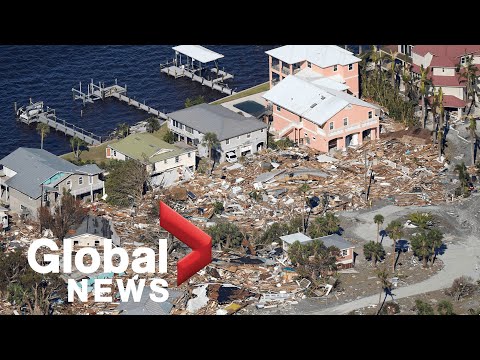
[72,80,168,120]
[160,64,236,95]
[16,101,104,145]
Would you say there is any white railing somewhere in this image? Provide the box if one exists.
[71,182,104,197]
[328,118,379,137]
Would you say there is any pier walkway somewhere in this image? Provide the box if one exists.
[72,80,168,120]
[16,101,104,145]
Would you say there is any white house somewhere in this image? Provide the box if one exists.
[167,103,268,163]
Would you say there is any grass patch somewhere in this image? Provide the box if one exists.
[210,82,269,105]
[61,140,116,165]
[151,122,169,140]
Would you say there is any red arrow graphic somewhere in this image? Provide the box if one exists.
[159,201,212,286]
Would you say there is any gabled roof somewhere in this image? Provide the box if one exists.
[313,234,354,250]
[167,104,267,141]
[172,45,224,63]
[263,75,378,126]
[266,45,361,67]
[280,232,312,245]
[0,148,103,199]
[109,133,195,164]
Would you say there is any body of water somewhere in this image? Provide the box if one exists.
[0,45,273,158]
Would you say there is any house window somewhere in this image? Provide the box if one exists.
[89,176,93,185]
[261,129,264,133]
[333,65,338,71]
[226,139,230,145]
[247,133,251,138]
[343,118,348,126]
[175,156,179,163]
[78,177,83,185]
[43,192,48,202]
[340,249,348,257]
[66,180,72,189]
[307,61,312,68]
[348,64,353,71]
[461,56,466,65]
[299,116,302,122]
[73,241,79,246]
[94,240,100,247]
[276,105,281,111]
[368,111,373,119]
[188,152,191,158]
[329,122,334,130]
[113,150,117,157]
[185,126,194,134]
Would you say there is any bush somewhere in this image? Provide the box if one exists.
[445,276,477,302]
[437,300,454,315]
[415,299,434,315]
[379,301,400,315]
[213,201,224,214]
[275,138,295,150]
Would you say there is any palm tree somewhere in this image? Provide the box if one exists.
[410,231,432,268]
[437,87,445,160]
[402,64,414,100]
[467,115,478,166]
[431,89,440,144]
[116,123,130,138]
[386,220,403,272]
[363,241,385,267]
[375,266,392,314]
[70,136,87,161]
[454,162,469,190]
[428,228,444,265]
[387,50,399,89]
[201,132,220,162]
[298,183,310,233]
[417,65,431,129]
[373,214,384,243]
[36,123,50,150]
[146,117,160,133]
[458,54,479,115]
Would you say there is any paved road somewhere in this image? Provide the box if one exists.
[312,237,480,314]
[310,195,480,315]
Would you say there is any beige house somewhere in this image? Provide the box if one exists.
[0,148,104,219]
[106,132,196,187]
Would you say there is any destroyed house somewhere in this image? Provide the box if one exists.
[167,104,268,163]
[106,132,196,187]
[0,148,104,219]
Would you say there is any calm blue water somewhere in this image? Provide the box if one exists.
[0,45,274,159]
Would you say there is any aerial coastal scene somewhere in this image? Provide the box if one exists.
[0,45,479,315]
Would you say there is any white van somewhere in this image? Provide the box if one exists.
[225,151,238,163]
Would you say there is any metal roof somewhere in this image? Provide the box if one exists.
[263,75,378,126]
[313,234,354,250]
[172,45,224,63]
[109,133,195,164]
[295,68,349,92]
[266,45,361,67]
[167,104,267,141]
[280,232,312,244]
[0,148,103,199]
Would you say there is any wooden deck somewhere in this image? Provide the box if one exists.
[72,80,168,120]
[17,102,103,145]
[160,64,236,95]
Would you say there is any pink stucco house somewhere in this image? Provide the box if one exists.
[266,45,361,97]
[263,75,380,152]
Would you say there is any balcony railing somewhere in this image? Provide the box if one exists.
[71,182,104,197]
[293,67,302,74]
[282,66,291,75]
[271,64,280,71]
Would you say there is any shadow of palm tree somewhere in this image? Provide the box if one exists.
[379,229,388,244]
